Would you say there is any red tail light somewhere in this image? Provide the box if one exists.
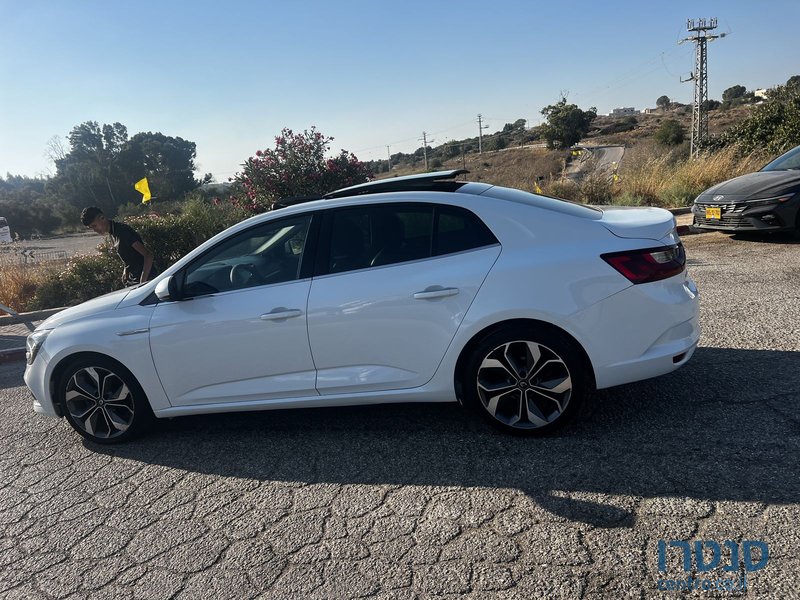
[601,243,686,284]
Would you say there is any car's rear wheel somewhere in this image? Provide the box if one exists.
[57,356,153,444]
[462,325,590,435]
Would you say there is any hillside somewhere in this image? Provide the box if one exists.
[375,105,756,191]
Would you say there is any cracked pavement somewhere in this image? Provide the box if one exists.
[1,231,799,599]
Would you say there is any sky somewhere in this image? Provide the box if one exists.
[1,0,799,182]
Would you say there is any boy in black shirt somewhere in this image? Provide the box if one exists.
[80,207,159,285]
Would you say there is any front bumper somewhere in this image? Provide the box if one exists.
[24,348,60,418]
[692,200,799,232]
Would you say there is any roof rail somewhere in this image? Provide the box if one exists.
[323,169,470,199]
[272,195,322,210]
[271,170,472,210]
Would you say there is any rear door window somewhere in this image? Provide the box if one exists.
[321,203,498,275]
[434,205,498,256]
[327,204,434,274]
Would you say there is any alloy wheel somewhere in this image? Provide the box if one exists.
[64,366,135,439]
[476,340,572,429]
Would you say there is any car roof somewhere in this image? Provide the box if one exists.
[272,169,472,209]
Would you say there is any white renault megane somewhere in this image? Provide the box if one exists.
[24,170,699,443]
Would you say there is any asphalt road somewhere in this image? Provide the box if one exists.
[0,233,99,265]
[0,231,798,599]
[564,145,625,182]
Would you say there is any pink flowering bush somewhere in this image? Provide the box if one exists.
[234,127,371,211]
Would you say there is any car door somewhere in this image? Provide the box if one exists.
[149,213,319,407]
[306,202,500,394]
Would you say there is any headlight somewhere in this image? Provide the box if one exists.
[745,194,795,206]
[26,329,53,365]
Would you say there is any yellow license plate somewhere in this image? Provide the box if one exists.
[706,207,721,220]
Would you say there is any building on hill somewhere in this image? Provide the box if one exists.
[609,107,640,117]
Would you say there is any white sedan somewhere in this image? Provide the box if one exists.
[25,170,699,443]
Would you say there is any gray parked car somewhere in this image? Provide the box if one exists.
[692,145,800,236]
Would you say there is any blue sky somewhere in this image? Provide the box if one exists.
[1,0,798,181]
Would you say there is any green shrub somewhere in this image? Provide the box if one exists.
[126,196,250,267]
[30,254,123,309]
[29,196,250,309]
[654,119,685,146]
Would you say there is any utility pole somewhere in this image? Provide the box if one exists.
[477,114,489,154]
[419,131,435,170]
[680,17,723,158]
[386,145,391,171]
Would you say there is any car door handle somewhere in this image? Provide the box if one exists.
[413,287,460,300]
[260,308,303,321]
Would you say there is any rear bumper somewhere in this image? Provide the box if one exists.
[572,273,700,390]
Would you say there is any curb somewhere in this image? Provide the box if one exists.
[0,307,65,327]
[667,207,710,236]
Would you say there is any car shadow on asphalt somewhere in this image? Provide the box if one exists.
[90,346,800,529]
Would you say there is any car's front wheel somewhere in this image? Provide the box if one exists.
[462,325,591,435]
[57,356,153,444]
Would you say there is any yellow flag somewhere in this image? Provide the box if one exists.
[534,182,543,194]
[134,177,152,203]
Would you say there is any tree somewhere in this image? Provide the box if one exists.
[722,85,747,102]
[701,99,721,112]
[787,75,800,90]
[49,121,202,217]
[656,95,670,109]
[539,97,597,149]
[129,132,199,201]
[234,127,371,211]
[654,119,685,146]
[704,84,800,154]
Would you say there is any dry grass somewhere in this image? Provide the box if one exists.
[618,144,767,207]
[0,262,59,314]
[377,141,769,209]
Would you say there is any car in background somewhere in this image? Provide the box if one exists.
[24,170,699,444]
[692,145,800,236]
[0,217,11,243]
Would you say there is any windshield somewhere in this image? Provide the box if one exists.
[761,145,800,171]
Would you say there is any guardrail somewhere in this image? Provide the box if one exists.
[0,249,68,265]
[0,303,35,332]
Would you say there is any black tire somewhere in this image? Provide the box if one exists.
[793,211,800,240]
[57,355,153,444]
[461,324,591,435]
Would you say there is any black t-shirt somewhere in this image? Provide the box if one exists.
[109,220,158,282]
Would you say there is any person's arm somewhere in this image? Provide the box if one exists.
[131,241,154,283]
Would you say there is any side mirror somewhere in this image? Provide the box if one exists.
[155,275,181,301]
